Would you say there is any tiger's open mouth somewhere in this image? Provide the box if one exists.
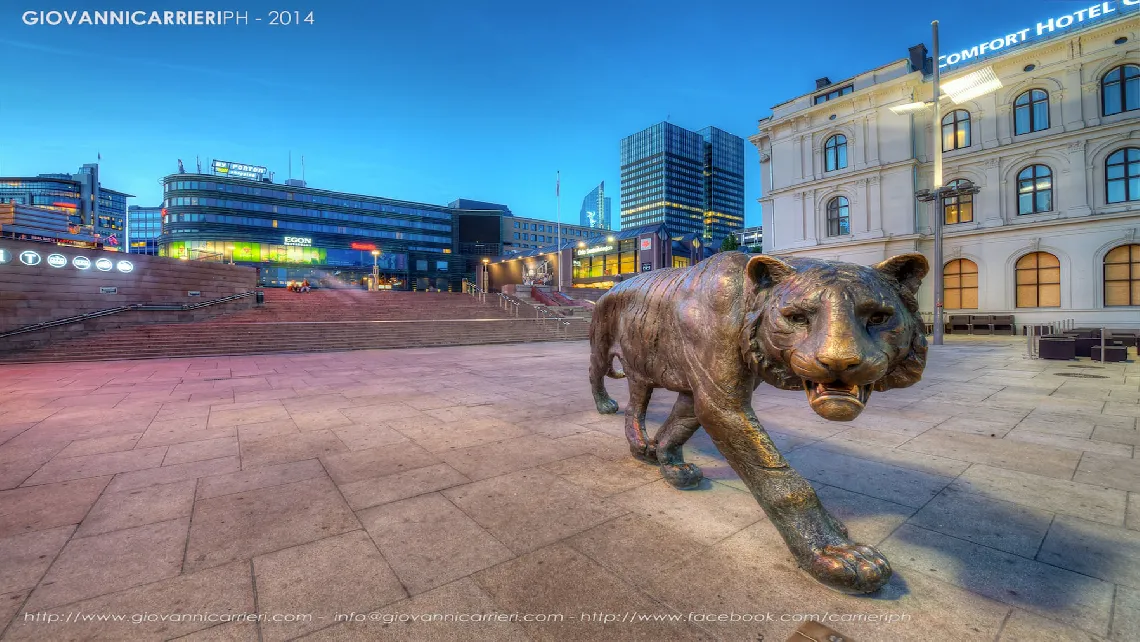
[803,381,872,421]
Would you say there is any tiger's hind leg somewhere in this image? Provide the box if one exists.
[653,392,703,489]
[624,380,656,464]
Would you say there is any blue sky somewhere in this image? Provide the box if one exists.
[0,0,1073,227]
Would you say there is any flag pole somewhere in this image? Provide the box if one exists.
[556,170,562,293]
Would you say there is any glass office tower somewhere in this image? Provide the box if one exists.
[127,205,163,254]
[579,181,612,230]
[698,126,746,246]
[620,122,705,237]
[619,122,745,246]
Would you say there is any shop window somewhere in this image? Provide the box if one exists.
[824,135,847,171]
[1104,244,1140,307]
[826,196,850,236]
[1106,147,1140,204]
[1014,89,1049,134]
[672,257,690,268]
[944,259,978,309]
[1017,165,1052,214]
[944,179,974,224]
[1102,64,1139,116]
[1015,252,1060,308]
[941,110,971,150]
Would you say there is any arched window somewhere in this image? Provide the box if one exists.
[824,135,847,172]
[1014,89,1049,134]
[826,196,849,236]
[1017,165,1053,215]
[1103,64,1139,116]
[944,259,978,309]
[1107,147,1140,204]
[1016,252,1061,308]
[944,179,974,224]
[1104,245,1140,307]
[941,110,971,151]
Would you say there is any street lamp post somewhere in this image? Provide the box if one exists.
[371,250,380,292]
[481,257,489,294]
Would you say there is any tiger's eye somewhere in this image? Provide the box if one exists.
[868,312,891,326]
[789,313,809,325]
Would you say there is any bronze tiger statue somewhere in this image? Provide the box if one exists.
[588,251,928,594]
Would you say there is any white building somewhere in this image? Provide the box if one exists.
[751,7,1139,328]
[733,225,764,252]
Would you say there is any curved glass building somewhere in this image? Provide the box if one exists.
[160,174,459,290]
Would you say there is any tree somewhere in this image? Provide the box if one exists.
[719,235,739,252]
[749,245,763,254]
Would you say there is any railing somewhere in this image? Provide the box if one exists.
[530,287,559,307]
[0,291,256,340]
[463,283,585,337]
[1025,318,1076,359]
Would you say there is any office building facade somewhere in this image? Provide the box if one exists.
[0,164,131,250]
[751,7,1138,327]
[733,225,764,252]
[127,205,162,255]
[579,181,612,230]
[160,172,459,290]
[620,122,745,247]
[503,215,608,254]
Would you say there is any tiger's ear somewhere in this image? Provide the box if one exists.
[745,254,795,290]
[874,253,928,295]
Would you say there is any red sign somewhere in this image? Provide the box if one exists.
[640,238,652,251]
[351,242,377,251]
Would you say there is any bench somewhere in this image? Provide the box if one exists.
[970,315,994,335]
[1091,345,1128,362]
[1038,336,1076,360]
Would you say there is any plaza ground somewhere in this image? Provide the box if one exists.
[0,337,1138,641]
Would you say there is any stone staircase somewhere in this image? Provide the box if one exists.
[1,288,589,363]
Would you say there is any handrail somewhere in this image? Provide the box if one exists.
[0,291,256,340]
[463,283,584,334]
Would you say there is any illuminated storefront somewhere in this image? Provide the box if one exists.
[484,223,711,292]
[159,170,458,289]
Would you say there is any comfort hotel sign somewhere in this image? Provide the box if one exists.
[940,0,1138,69]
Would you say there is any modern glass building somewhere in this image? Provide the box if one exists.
[0,164,131,250]
[619,122,745,247]
[160,173,459,290]
[579,181,612,230]
[127,206,163,255]
[698,127,746,245]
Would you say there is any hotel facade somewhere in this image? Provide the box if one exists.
[751,7,1139,327]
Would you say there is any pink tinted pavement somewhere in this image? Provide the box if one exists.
[0,337,1138,640]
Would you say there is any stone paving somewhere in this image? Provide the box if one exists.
[0,337,1138,641]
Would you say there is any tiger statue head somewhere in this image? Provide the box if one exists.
[742,253,929,422]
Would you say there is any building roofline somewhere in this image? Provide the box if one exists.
[768,57,912,111]
[164,172,456,213]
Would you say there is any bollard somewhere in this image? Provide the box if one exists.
[1101,327,1107,364]
[1027,324,1034,358]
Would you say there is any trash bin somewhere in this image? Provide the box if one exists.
[255,291,264,306]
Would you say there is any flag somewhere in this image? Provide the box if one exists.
[97,152,101,161]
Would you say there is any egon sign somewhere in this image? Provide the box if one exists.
[940,0,1139,69]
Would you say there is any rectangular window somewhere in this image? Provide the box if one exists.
[436,261,448,271]
[416,260,428,271]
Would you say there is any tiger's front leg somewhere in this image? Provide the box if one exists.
[693,391,891,594]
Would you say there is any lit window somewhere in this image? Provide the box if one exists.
[1015,252,1061,308]
[944,179,974,224]
[944,259,978,309]
[941,110,971,150]
[1104,244,1140,306]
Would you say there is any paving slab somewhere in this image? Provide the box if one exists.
[0,476,111,538]
[358,493,514,595]
[26,517,190,611]
[950,464,1127,526]
[338,463,470,511]
[0,525,74,595]
[880,523,1113,636]
[908,484,1054,556]
[1037,514,1140,589]
[184,476,359,573]
[252,530,406,641]
[443,468,627,554]
[75,479,196,538]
